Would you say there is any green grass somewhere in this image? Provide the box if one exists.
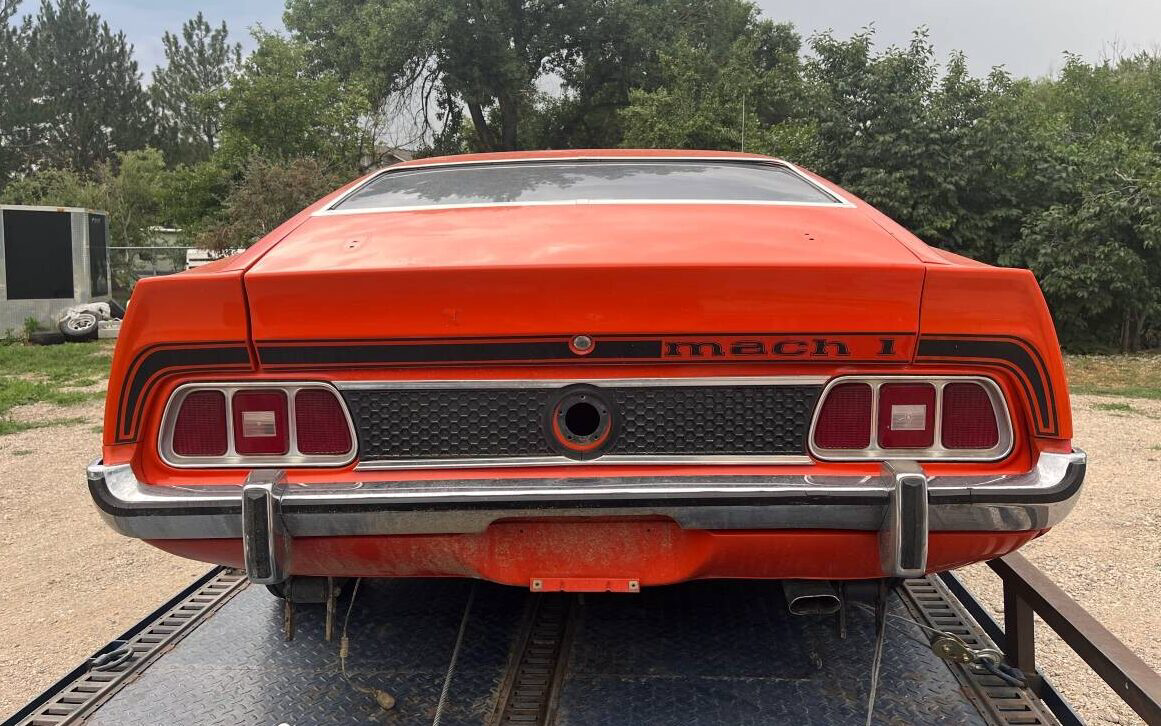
[0,379,99,415]
[0,341,113,386]
[1091,401,1136,413]
[0,416,90,435]
[1066,353,1161,399]
[0,342,111,434]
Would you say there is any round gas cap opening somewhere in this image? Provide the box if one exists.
[563,400,602,438]
[548,389,615,458]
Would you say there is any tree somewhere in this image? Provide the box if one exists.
[159,158,234,234]
[0,165,99,207]
[23,0,150,172]
[619,11,801,150]
[1,0,1159,349]
[197,156,351,252]
[758,30,1061,264]
[285,0,617,151]
[96,148,171,247]
[1004,55,1161,351]
[215,31,372,169]
[0,0,31,188]
[1013,164,1161,351]
[150,12,242,165]
[0,148,174,247]
[285,0,798,152]
[779,30,947,226]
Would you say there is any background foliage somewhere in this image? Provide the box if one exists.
[1,0,1159,351]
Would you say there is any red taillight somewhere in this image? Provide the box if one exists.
[812,377,1008,459]
[877,383,936,449]
[231,390,290,456]
[295,389,352,455]
[814,383,873,449]
[172,390,228,456]
[941,383,1000,449]
[164,384,354,466]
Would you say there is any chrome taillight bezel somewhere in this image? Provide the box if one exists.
[158,382,358,468]
[808,375,1014,462]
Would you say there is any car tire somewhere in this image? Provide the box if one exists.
[60,313,99,341]
[27,330,66,345]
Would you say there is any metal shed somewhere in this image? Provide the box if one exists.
[0,204,111,332]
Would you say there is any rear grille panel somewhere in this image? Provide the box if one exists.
[347,388,554,460]
[344,383,822,462]
[609,386,820,456]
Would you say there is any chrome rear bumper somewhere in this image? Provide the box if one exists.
[88,452,1085,538]
[88,451,1085,582]
[85,453,1082,583]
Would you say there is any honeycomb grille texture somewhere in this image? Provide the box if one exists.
[344,384,821,461]
[609,386,820,455]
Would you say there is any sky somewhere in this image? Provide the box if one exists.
[82,1,285,74]
[73,0,1161,80]
[762,0,1161,78]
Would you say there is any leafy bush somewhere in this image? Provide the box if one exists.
[196,156,355,252]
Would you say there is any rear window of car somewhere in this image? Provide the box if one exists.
[331,160,841,211]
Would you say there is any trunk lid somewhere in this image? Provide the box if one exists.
[243,204,925,363]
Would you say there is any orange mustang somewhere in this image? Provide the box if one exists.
[89,150,1085,593]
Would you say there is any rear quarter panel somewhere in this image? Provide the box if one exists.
[917,265,1072,444]
[102,270,254,465]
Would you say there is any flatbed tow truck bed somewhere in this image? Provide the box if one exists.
[15,553,1160,726]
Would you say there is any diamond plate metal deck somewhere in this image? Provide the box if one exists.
[20,576,1057,726]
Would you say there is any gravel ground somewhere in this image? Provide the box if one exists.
[0,393,1157,721]
[959,394,1161,726]
[0,400,205,718]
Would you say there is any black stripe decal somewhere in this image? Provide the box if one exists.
[256,335,910,368]
[117,345,251,442]
[916,336,1057,436]
[258,340,662,366]
[263,331,916,343]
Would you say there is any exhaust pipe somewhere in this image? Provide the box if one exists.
[782,580,841,616]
